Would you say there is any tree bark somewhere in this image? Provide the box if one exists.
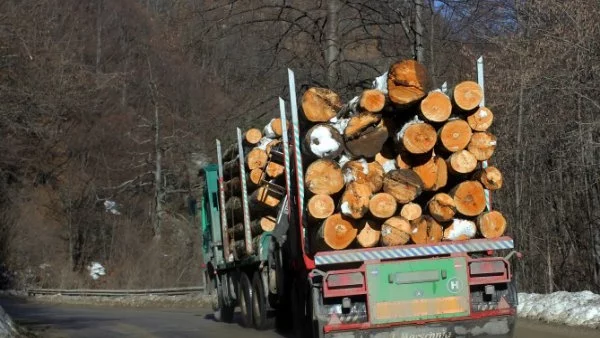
[301,87,342,122]
[344,113,381,139]
[369,192,397,219]
[447,150,478,175]
[228,218,264,239]
[400,202,422,221]
[381,216,412,246]
[305,159,345,195]
[420,91,451,122]
[438,119,472,153]
[303,124,343,159]
[225,196,243,224]
[452,81,483,111]
[427,193,456,222]
[473,166,503,190]
[450,181,486,217]
[345,119,389,158]
[477,211,507,239]
[383,169,423,204]
[317,213,357,250]
[340,182,371,219]
[467,106,494,131]
[443,219,477,241]
[410,215,443,244]
[307,194,335,220]
[468,132,497,161]
[356,219,382,248]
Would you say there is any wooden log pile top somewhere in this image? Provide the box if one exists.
[300,59,507,252]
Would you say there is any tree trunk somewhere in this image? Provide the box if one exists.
[473,166,503,190]
[359,89,386,113]
[225,196,243,223]
[340,182,371,219]
[366,161,384,193]
[250,185,282,209]
[265,161,285,179]
[451,181,486,217]
[427,193,456,222]
[443,219,477,241]
[345,119,389,158]
[228,218,264,239]
[400,202,422,221]
[246,148,268,170]
[325,0,340,88]
[387,60,428,106]
[381,216,412,246]
[383,169,423,204]
[231,236,262,257]
[369,192,397,219]
[452,81,483,111]
[305,159,345,195]
[410,215,443,244]
[308,194,335,220]
[420,91,451,122]
[303,124,344,159]
[447,150,478,175]
[398,121,437,154]
[477,211,507,239]
[468,132,497,161]
[356,219,382,248]
[414,0,424,63]
[317,213,357,250]
[467,107,494,131]
[245,128,263,145]
[301,87,342,122]
[438,119,472,153]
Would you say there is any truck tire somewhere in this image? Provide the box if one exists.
[239,272,254,327]
[214,284,234,323]
[252,272,275,330]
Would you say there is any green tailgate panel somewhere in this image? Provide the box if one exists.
[366,257,470,325]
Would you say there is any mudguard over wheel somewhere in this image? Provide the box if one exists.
[252,272,276,330]
[239,272,254,327]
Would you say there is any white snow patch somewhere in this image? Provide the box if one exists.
[382,159,397,173]
[340,201,352,216]
[445,219,476,240]
[263,119,276,138]
[490,140,497,146]
[88,262,106,280]
[330,116,350,134]
[338,154,351,168]
[358,158,369,174]
[372,72,388,94]
[478,109,488,118]
[343,167,356,184]
[309,125,340,158]
[256,137,273,150]
[347,96,359,115]
[397,116,423,140]
[518,291,600,328]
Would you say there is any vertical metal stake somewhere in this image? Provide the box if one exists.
[237,128,253,255]
[279,98,292,209]
[216,139,230,262]
[477,56,491,211]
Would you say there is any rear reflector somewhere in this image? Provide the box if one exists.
[327,272,364,288]
[470,260,505,275]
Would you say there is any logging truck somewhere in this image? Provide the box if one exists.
[201,59,520,337]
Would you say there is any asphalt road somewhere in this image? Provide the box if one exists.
[2,298,599,338]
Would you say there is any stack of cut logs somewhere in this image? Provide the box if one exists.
[221,117,290,257]
[222,58,507,255]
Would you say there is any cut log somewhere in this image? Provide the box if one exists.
[451,181,486,217]
[317,213,357,250]
[375,140,398,173]
[400,203,422,221]
[383,169,424,204]
[228,219,264,239]
[452,81,483,111]
[249,168,264,186]
[447,150,478,175]
[344,113,381,139]
[356,219,382,248]
[387,60,428,106]
[307,194,335,220]
[388,85,426,106]
[265,161,285,178]
[410,215,443,245]
[223,156,240,179]
[359,89,386,113]
[473,166,503,190]
[438,119,472,153]
[369,192,397,219]
[468,132,497,161]
[303,124,344,159]
[305,159,345,195]
[366,161,384,193]
[343,159,369,185]
[245,128,263,145]
[340,182,372,219]
[225,196,243,223]
[396,153,411,169]
[412,156,444,191]
[345,119,389,158]
[443,219,477,241]
[251,185,282,208]
[427,193,456,222]
[467,106,494,131]
[246,148,268,170]
[477,211,507,239]
[381,216,412,246]
[271,118,289,137]
[232,236,262,257]
[432,157,448,191]
[223,177,241,196]
[222,143,239,162]
[301,87,342,122]
[265,139,281,155]
[420,91,452,123]
[260,215,277,232]
[398,121,437,154]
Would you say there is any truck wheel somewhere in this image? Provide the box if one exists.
[214,284,234,323]
[239,272,254,327]
[252,272,275,330]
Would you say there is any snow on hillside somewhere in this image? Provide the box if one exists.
[518,291,600,328]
